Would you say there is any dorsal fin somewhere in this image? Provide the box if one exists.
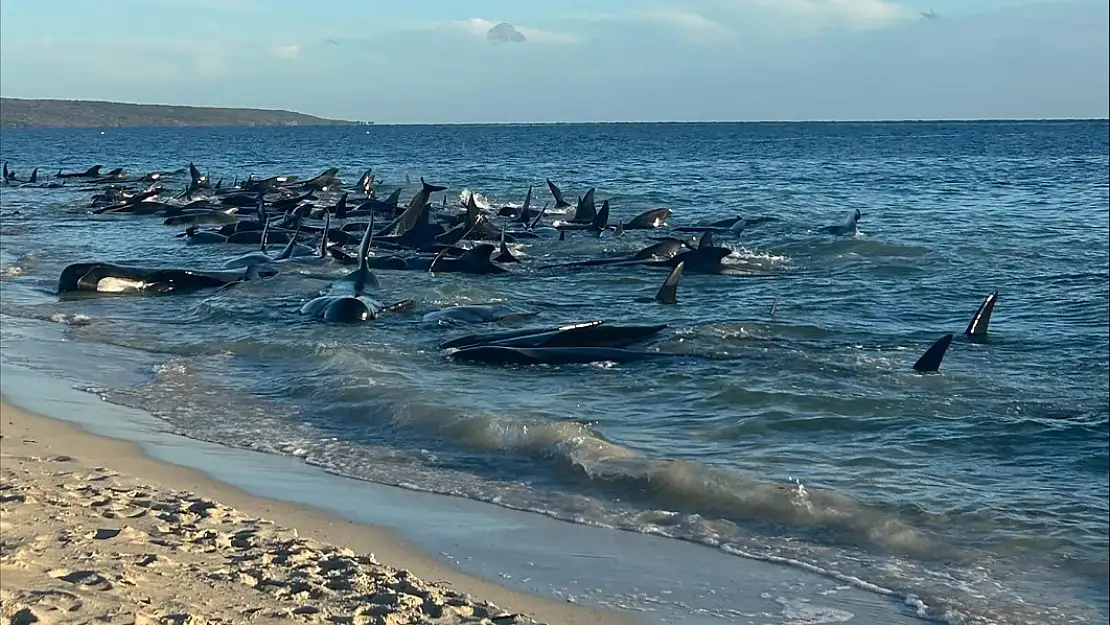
[591,199,610,231]
[318,212,331,257]
[428,247,450,273]
[613,221,624,238]
[495,226,519,263]
[913,334,954,373]
[964,291,998,339]
[698,231,716,249]
[259,218,271,253]
[276,222,302,260]
[85,165,102,177]
[573,188,597,223]
[334,192,349,220]
[358,212,376,271]
[546,179,570,208]
[384,187,402,206]
[655,261,684,305]
[466,192,480,225]
[528,202,549,230]
[29,168,38,183]
[519,185,533,223]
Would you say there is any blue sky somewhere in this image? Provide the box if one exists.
[0,0,1106,123]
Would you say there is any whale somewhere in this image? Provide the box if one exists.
[624,208,671,230]
[423,303,537,326]
[55,165,104,179]
[821,209,861,236]
[429,244,507,275]
[57,262,276,295]
[448,345,695,366]
[673,216,746,234]
[439,321,668,351]
[299,213,414,322]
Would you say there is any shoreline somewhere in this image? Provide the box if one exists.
[0,399,626,625]
[0,317,931,625]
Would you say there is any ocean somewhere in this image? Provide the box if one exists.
[1,120,1107,625]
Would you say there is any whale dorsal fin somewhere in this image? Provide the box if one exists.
[655,261,684,305]
[428,247,450,273]
[358,212,376,271]
[518,185,533,223]
[964,291,998,340]
[546,179,569,209]
[259,218,271,253]
[913,333,954,373]
[591,199,610,231]
[466,192,480,226]
[318,212,331,258]
[334,192,349,220]
[276,222,302,261]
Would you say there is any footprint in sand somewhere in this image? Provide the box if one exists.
[47,568,114,591]
[8,607,40,625]
[88,527,122,540]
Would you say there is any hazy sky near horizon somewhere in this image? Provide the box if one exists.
[0,0,1106,123]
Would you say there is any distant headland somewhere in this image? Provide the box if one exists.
[0,98,362,129]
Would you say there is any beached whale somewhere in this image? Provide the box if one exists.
[57,263,276,295]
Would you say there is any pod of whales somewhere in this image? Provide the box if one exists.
[1,157,1000,374]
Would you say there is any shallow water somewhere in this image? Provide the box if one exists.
[1,121,1107,625]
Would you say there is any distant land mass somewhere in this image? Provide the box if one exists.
[0,98,361,129]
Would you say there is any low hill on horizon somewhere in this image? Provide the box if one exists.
[0,98,358,128]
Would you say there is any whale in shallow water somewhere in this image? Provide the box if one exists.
[298,214,413,323]
[429,244,507,275]
[624,207,671,230]
[439,321,668,350]
[423,303,537,326]
[821,209,861,236]
[57,263,276,295]
[448,345,697,366]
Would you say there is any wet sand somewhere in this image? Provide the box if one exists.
[0,401,627,625]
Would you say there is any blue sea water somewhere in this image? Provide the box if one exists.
[1,120,1107,625]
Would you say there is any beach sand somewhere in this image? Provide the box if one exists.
[0,401,628,625]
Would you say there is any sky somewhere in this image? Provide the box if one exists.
[0,0,1106,123]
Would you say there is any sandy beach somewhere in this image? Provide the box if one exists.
[0,401,628,625]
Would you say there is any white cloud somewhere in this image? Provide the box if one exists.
[721,0,915,31]
[638,7,731,39]
[274,44,300,60]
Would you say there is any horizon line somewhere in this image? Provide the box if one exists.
[350,117,1109,126]
[0,97,1106,127]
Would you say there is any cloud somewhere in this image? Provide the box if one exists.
[724,0,916,31]
[449,18,577,45]
[637,8,731,39]
[274,44,300,60]
[487,22,526,44]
